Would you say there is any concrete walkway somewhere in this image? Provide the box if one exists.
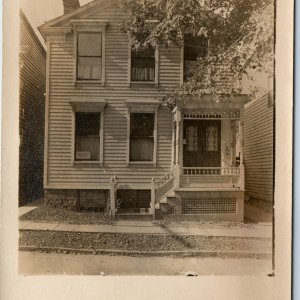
[19,219,272,238]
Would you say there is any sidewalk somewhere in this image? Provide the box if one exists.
[19,219,272,238]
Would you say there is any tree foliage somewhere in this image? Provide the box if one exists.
[120,0,274,107]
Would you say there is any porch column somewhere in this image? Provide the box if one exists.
[110,176,117,220]
[174,108,181,188]
[239,109,245,190]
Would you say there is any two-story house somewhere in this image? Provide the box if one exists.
[39,0,250,221]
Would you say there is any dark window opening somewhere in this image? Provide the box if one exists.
[75,112,100,161]
[130,113,154,162]
[184,34,208,80]
[131,47,155,81]
[117,190,151,214]
[77,32,102,80]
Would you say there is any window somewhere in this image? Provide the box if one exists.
[75,112,100,161]
[184,34,208,80]
[130,113,155,161]
[131,47,155,82]
[77,32,102,80]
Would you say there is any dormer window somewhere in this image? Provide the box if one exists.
[77,32,102,80]
[184,34,208,80]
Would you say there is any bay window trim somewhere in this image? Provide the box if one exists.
[69,100,106,166]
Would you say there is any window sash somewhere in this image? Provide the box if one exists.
[77,32,102,80]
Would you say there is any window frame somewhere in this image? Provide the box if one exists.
[128,41,159,86]
[126,102,159,165]
[71,20,108,86]
[69,100,106,166]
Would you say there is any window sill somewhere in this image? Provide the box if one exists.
[73,161,103,167]
[75,80,104,86]
[129,81,158,88]
[128,161,157,166]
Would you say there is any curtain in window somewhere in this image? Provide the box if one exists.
[131,47,155,81]
[206,126,218,151]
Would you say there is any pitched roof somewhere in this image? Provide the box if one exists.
[38,0,118,33]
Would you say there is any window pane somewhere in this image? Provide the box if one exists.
[77,57,101,80]
[130,138,154,161]
[75,113,100,161]
[78,33,102,56]
[131,113,154,137]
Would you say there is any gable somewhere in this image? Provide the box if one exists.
[38,0,123,38]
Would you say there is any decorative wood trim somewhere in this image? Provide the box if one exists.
[43,41,51,188]
[126,109,130,165]
[71,109,75,165]
[153,105,158,165]
[180,45,184,86]
[100,110,104,164]
[155,45,159,87]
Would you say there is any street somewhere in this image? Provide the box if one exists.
[19,251,272,276]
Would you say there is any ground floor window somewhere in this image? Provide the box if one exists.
[116,190,151,214]
[130,113,155,162]
[75,112,100,161]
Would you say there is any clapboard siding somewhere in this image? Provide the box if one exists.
[19,11,46,204]
[46,3,177,188]
[244,93,274,202]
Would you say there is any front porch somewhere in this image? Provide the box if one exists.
[152,97,248,221]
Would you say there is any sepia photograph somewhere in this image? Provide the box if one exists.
[0,0,293,298]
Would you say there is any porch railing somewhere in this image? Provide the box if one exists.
[182,167,240,176]
[154,168,176,204]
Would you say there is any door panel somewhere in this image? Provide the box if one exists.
[183,120,221,167]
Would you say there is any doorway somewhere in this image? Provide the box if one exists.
[183,120,221,167]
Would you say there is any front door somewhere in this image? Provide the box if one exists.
[183,120,221,167]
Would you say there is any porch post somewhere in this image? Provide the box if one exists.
[175,108,181,188]
[239,109,245,190]
[110,176,117,220]
[151,178,156,219]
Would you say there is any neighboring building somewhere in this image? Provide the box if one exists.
[19,10,46,206]
[38,0,249,221]
[243,68,274,220]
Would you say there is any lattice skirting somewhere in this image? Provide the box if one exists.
[182,197,237,214]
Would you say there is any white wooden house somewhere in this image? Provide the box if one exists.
[39,0,250,221]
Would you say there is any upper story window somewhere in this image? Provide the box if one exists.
[131,46,156,82]
[184,34,208,80]
[77,32,102,80]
